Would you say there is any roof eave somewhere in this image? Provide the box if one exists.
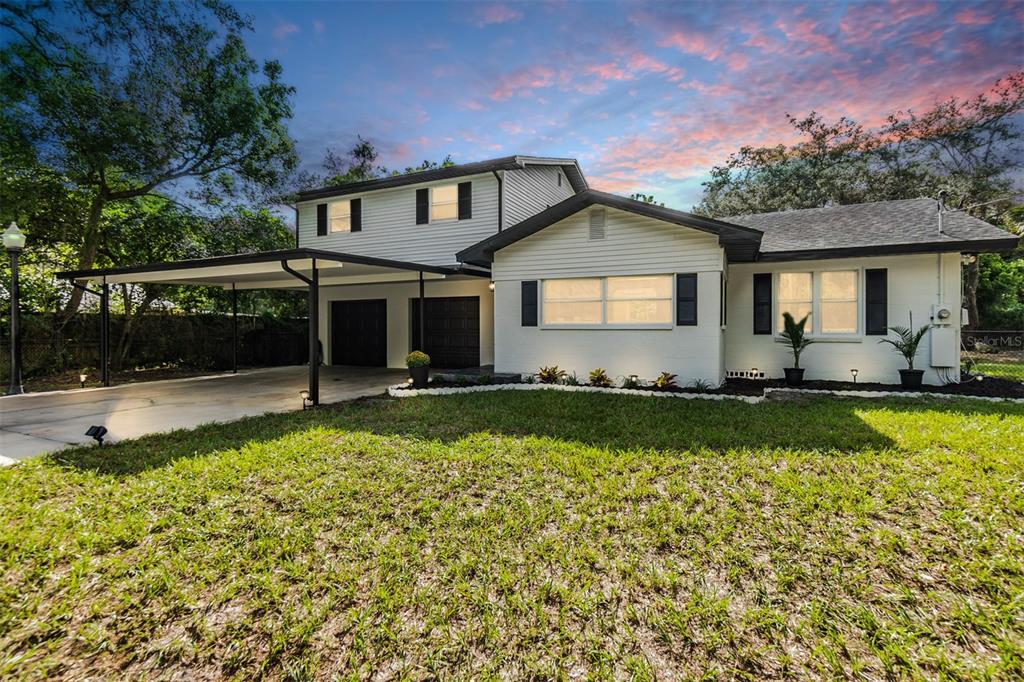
[757,236,1020,262]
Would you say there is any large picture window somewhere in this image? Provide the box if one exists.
[329,200,351,233]
[431,185,458,222]
[542,275,674,326]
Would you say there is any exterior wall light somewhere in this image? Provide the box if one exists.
[299,389,313,410]
[488,281,495,291]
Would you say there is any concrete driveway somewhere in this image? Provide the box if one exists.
[0,365,406,464]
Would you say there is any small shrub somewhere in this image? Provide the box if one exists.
[455,376,471,387]
[652,372,678,390]
[477,373,492,385]
[588,368,613,388]
[620,374,643,390]
[537,365,566,384]
[562,372,581,386]
[405,351,430,368]
[688,379,713,393]
[522,374,536,384]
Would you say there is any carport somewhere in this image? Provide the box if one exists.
[56,248,473,406]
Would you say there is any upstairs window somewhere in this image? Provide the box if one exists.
[329,200,351,233]
[431,185,458,222]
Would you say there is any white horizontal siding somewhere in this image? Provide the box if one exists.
[503,165,575,228]
[492,207,724,281]
[725,253,962,385]
[297,173,499,266]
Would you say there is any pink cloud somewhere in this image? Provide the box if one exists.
[272,20,299,40]
[462,99,487,111]
[954,8,994,25]
[657,27,722,61]
[471,3,523,27]
[489,65,556,100]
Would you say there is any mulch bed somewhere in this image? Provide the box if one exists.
[401,375,1024,399]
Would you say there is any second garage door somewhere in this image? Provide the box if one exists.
[410,296,480,369]
[330,299,387,367]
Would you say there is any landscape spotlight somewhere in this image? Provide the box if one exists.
[750,367,759,378]
[299,389,312,410]
[85,425,108,446]
[851,368,859,383]
[80,372,87,388]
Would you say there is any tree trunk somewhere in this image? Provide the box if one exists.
[112,285,155,372]
[964,258,981,329]
[61,191,107,321]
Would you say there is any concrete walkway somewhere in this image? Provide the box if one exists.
[0,365,406,464]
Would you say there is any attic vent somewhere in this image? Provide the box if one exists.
[589,209,606,240]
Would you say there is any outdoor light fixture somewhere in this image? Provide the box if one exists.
[4,222,26,396]
[750,367,759,378]
[851,368,859,383]
[299,389,313,410]
[80,373,87,388]
[85,425,108,446]
[488,281,495,291]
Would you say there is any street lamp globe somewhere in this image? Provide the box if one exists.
[3,222,26,252]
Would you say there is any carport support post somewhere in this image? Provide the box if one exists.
[231,283,238,374]
[308,261,319,406]
[100,279,110,387]
[418,271,425,350]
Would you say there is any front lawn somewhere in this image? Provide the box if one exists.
[1,392,1022,679]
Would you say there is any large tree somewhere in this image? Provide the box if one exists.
[0,0,298,316]
[695,72,1024,328]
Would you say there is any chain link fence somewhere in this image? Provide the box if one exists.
[1,312,308,384]
[961,330,1024,381]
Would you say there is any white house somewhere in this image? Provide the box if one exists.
[60,155,1020,400]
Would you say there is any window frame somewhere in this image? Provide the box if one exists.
[540,275,675,330]
[773,268,863,339]
[430,184,459,223]
[328,199,352,233]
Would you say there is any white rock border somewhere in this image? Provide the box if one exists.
[387,382,1024,405]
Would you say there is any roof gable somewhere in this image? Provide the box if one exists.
[456,190,763,265]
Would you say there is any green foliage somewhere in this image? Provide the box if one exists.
[588,368,613,388]
[405,351,430,368]
[629,193,664,206]
[878,313,933,370]
[562,372,582,386]
[620,374,644,389]
[779,313,816,369]
[536,366,566,384]
[652,372,678,390]
[477,373,492,386]
[688,379,713,393]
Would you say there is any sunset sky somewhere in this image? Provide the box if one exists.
[237,0,1023,209]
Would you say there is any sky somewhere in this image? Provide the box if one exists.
[236,0,1024,209]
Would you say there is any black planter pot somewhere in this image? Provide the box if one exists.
[899,368,924,389]
[783,367,805,386]
[409,365,429,389]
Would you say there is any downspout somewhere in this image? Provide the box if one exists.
[292,204,300,248]
[492,170,503,231]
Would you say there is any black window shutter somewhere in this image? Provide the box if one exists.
[458,182,472,220]
[720,273,727,326]
[676,273,698,326]
[416,188,429,224]
[865,268,888,335]
[521,281,538,327]
[350,198,362,232]
[316,203,327,236]
[753,273,772,334]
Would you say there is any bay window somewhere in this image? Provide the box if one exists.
[542,275,674,326]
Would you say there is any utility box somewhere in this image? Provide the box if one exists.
[930,326,957,367]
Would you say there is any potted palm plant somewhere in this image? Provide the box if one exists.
[878,312,932,388]
[406,351,430,388]
[779,312,815,386]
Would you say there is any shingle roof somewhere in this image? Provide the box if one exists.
[296,155,587,202]
[724,197,1019,260]
[457,190,764,265]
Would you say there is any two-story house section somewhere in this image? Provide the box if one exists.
[293,156,587,369]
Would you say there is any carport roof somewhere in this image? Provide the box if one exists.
[56,248,479,289]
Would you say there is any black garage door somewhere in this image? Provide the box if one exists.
[410,296,480,369]
[330,299,387,367]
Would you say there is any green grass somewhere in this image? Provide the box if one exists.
[1,392,1023,680]
[973,360,1024,380]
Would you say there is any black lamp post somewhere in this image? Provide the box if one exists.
[4,222,26,396]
